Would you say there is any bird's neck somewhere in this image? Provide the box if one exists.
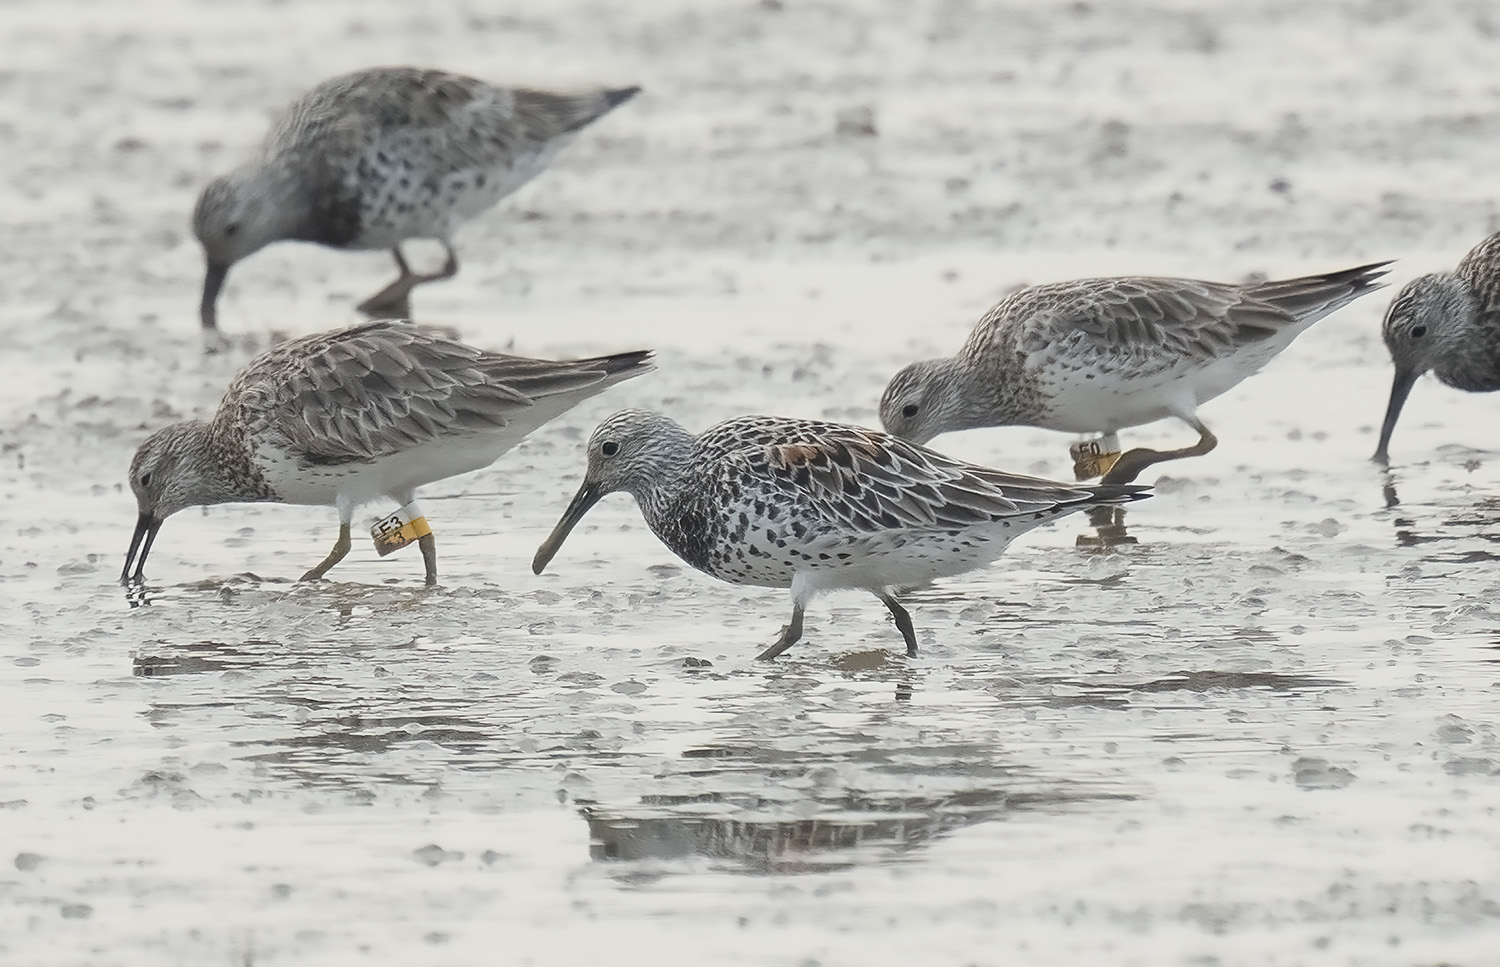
[939,353,1033,431]
[1431,277,1499,391]
[632,461,693,527]
[233,163,314,247]
[634,476,717,576]
[189,418,279,506]
[625,437,704,557]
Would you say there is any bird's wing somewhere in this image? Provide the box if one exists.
[269,68,631,175]
[995,277,1294,365]
[1458,232,1500,319]
[269,68,493,150]
[225,322,562,466]
[712,418,1122,534]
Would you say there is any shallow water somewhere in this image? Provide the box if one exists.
[5,1,1500,964]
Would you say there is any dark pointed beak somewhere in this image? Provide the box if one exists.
[1373,366,1420,465]
[533,481,604,574]
[201,262,229,331]
[122,512,163,584]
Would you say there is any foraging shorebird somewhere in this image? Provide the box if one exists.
[532,410,1148,659]
[194,66,640,329]
[123,321,652,585]
[880,261,1391,483]
[1374,232,1500,463]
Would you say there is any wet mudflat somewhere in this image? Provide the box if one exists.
[4,1,1500,964]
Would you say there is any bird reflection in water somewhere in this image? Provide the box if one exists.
[580,785,1129,874]
[1380,471,1500,558]
[1076,505,1139,548]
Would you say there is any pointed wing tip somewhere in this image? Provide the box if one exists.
[1088,483,1153,504]
[602,349,656,378]
[1353,259,1397,286]
[606,86,643,107]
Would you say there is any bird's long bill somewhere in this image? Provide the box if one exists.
[1373,366,1420,464]
[121,512,163,584]
[200,262,229,330]
[532,481,604,575]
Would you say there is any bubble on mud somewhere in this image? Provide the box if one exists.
[958,602,995,621]
[123,771,209,808]
[1309,518,1345,539]
[1443,758,1500,777]
[1434,716,1474,744]
[412,844,461,867]
[559,771,595,801]
[1292,757,1356,790]
[834,105,877,137]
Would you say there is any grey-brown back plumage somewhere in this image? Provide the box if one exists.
[975,261,1392,363]
[261,67,640,247]
[267,69,637,173]
[220,321,652,467]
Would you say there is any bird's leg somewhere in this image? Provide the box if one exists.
[356,244,459,321]
[878,593,919,658]
[1101,421,1218,485]
[756,602,806,660]
[1069,432,1122,481]
[418,532,438,587]
[430,242,458,282]
[356,248,419,321]
[301,523,352,582]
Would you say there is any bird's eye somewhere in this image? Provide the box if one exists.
[139,472,152,487]
[1411,325,1427,338]
[600,441,619,457]
[901,403,919,419]
[224,223,239,238]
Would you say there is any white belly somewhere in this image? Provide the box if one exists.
[1034,335,1301,433]
[796,513,1064,594]
[252,431,518,510]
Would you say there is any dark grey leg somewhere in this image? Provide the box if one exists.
[431,242,458,281]
[356,244,460,321]
[356,248,418,320]
[301,523,352,582]
[756,602,806,660]
[418,532,438,587]
[878,593,919,657]
[1102,421,1218,485]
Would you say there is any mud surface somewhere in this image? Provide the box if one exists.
[4,1,1500,964]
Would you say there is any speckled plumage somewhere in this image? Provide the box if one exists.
[532,410,1148,659]
[122,321,653,585]
[194,66,641,329]
[1374,232,1500,463]
[880,262,1390,481]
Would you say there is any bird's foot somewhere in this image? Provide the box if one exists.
[356,284,415,322]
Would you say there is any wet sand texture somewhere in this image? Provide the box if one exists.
[3,2,1500,965]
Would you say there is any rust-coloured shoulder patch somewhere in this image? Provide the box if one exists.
[772,442,827,467]
[773,434,884,472]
